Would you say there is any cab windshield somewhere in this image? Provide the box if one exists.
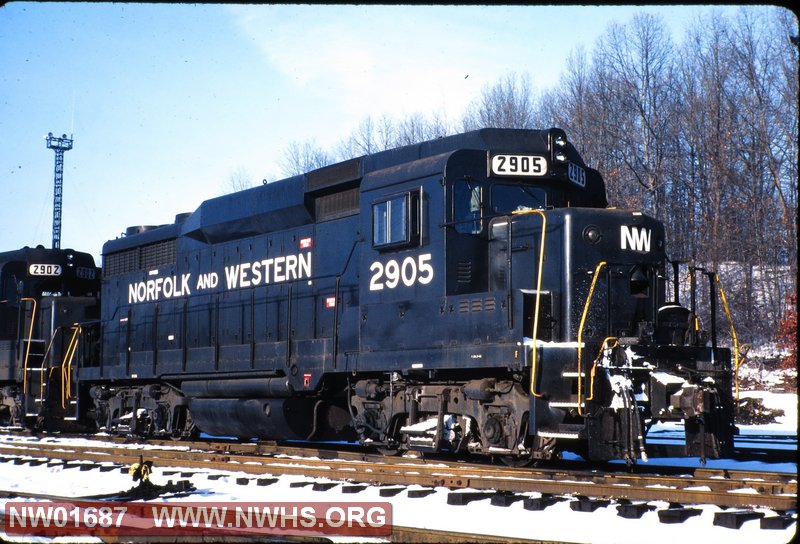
[491,183,546,214]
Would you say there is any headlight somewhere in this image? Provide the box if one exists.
[583,225,602,244]
[548,128,568,164]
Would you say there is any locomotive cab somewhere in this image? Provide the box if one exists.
[352,129,735,463]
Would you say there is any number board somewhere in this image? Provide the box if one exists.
[490,154,548,177]
[568,162,587,187]
[29,264,62,276]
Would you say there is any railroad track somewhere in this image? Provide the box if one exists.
[0,434,795,511]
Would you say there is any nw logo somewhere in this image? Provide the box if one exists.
[621,226,652,252]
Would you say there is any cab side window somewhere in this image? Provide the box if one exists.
[372,192,419,249]
[454,179,482,234]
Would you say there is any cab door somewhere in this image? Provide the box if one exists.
[358,179,442,369]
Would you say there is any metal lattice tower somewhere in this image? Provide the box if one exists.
[46,132,73,249]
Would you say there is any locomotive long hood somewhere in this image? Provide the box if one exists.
[181,175,312,244]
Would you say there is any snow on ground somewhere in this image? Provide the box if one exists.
[0,392,795,544]
[737,358,797,394]
[737,390,797,432]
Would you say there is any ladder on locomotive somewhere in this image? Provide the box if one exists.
[511,210,587,442]
[19,299,80,421]
[536,369,587,440]
[533,262,615,442]
[19,298,45,418]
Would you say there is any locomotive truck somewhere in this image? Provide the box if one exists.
[1,128,737,464]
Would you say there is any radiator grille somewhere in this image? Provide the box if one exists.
[104,239,176,277]
[315,187,360,221]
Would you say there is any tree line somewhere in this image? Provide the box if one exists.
[259,6,798,348]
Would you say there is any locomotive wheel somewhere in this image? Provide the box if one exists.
[169,411,197,441]
[170,423,197,441]
[376,445,404,457]
[498,455,535,468]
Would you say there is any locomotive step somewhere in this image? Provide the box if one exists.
[548,401,585,408]
[537,424,585,439]
[537,431,581,439]
[400,417,450,450]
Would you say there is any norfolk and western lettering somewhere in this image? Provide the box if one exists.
[127,251,311,304]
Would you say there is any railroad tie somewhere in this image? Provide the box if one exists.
[713,510,765,529]
[616,502,655,519]
[570,497,611,512]
[407,488,436,499]
[379,487,405,497]
[523,494,562,511]
[658,507,703,524]
[761,514,796,530]
[447,491,493,505]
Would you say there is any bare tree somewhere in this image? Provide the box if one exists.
[394,111,452,146]
[541,46,592,150]
[594,13,676,217]
[665,6,798,341]
[336,115,397,157]
[279,140,336,177]
[673,11,740,266]
[461,73,539,130]
[224,165,255,194]
[723,7,798,332]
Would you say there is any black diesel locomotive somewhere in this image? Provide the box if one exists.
[4,129,737,463]
[0,247,100,428]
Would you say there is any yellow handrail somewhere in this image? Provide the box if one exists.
[61,325,81,409]
[585,336,619,402]
[512,209,547,397]
[715,274,744,401]
[577,262,607,415]
[38,332,60,405]
[19,298,37,395]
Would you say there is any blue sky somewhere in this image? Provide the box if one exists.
[1,3,748,262]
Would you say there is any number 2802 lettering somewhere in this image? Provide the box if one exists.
[369,253,433,291]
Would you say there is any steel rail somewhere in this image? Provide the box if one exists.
[3,436,796,494]
[0,439,795,511]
